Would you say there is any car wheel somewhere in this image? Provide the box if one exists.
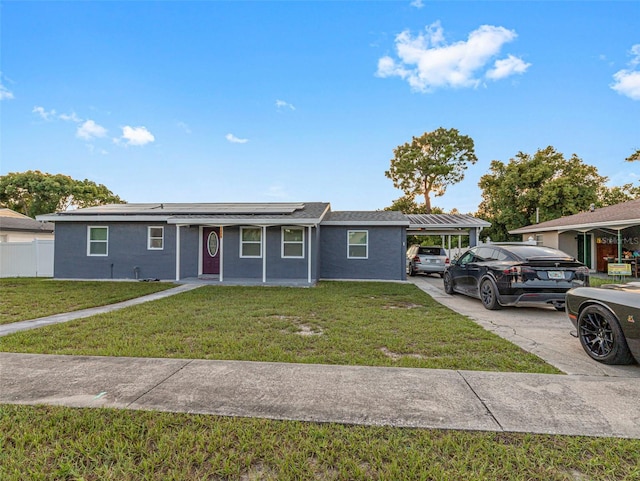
[577,305,634,365]
[479,279,502,310]
[443,272,454,294]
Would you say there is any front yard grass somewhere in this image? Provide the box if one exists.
[0,281,559,374]
[0,278,174,325]
[1,404,639,481]
[2,280,638,479]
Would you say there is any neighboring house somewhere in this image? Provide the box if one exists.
[0,208,55,277]
[37,202,409,284]
[0,208,54,242]
[509,198,640,273]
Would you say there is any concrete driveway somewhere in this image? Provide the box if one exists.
[408,275,640,378]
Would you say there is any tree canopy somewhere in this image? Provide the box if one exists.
[0,170,125,218]
[477,146,639,241]
[626,148,640,162]
[385,127,477,214]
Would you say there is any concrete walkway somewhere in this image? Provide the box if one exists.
[0,283,201,337]
[1,279,639,439]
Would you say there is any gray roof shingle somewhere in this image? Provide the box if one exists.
[510,198,640,234]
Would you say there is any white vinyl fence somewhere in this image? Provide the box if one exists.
[0,240,54,278]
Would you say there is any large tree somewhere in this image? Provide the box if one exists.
[626,148,640,162]
[0,170,125,218]
[385,127,477,214]
[477,147,607,241]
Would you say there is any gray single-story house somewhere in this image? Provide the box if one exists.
[37,202,490,285]
[37,202,410,284]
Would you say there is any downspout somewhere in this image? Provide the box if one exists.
[583,231,587,267]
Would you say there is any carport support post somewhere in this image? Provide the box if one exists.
[618,230,622,262]
[175,225,181,281]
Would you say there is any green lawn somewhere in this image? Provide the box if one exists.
[0,281,559,374]
[1,404,638,481]
[3,279,638,480]
[0,278,174,325]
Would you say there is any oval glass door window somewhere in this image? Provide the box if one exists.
[207,231,219,257]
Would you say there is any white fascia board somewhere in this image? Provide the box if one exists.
[510,219,640,234]
[35,214,172,222]
[166,217,321,226]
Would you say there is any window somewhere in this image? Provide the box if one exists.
[241,227,262,257]
[347,230,368,259]
[148,226,164,250]
[282,227,304,258]
[87,226,108,256]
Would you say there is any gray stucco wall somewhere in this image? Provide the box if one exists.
[319,225,406,280]
[54,222,199,280]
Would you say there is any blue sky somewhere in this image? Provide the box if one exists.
[1,0,639,214]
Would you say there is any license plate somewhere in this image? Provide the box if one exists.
[548,271,564,280]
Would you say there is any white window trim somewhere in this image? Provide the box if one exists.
[87,226,109,256]
[148,226,164,250]
[240,226,262,258]
[281,226,305,259]
[347,229,368,259]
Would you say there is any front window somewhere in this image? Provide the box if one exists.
[347,230,368,259]
[87,226,108,256]
[282,227,304,258]
[241,227,262,258]
[148,226,164,250]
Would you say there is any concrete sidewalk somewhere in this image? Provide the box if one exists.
[2,352,639,438]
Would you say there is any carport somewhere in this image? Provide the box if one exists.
[405,214,491,260]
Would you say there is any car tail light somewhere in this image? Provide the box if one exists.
[503,266,536,280]
[413,256,421,264]
[576,266,590,277]
[445,258,450,264]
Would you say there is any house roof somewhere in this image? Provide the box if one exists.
[406,213,491,235]
[0,209,55,233]
[37,202,333,226]
[509,198,640,234]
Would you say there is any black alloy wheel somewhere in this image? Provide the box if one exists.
[443,272,454,294]
[577,305,634,365]
[480,279,502,310]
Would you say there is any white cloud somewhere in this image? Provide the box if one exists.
[77,120,108,140]
[0,83,14,100]
[486,54,531,80]
[177,121,192,134]
[611,44,640,100]
[376,21,528,92]
[410,0,424,8]
[225,133,249,144]
[33,106,57,121]
[265,183,289,199]
[59,111,82,122]
[120,126,155,146]
[276,99,296,111]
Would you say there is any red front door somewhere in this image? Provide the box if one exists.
[202,227,220,275]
